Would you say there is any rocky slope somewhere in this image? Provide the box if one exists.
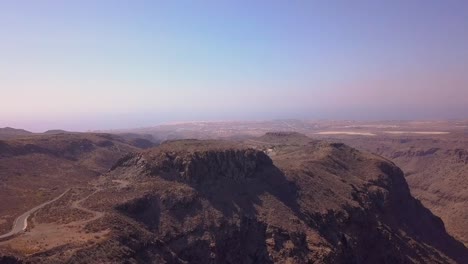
[5,136,465,263]
[318,134,468,246]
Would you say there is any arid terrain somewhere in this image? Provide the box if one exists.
[313,132,468,246]
[305,121,468,248]
[102,120,468,141]
[107,119,468,246]
[0,123,467,263]
[2,0,467,262]
[0,132,155,235]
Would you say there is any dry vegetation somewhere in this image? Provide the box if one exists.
[0,133,142,234]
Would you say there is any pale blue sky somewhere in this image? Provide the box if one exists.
[1,1,467,131]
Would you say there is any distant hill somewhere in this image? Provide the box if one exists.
[257,131,311,144]
[43,129,70,134]
[117,133,159,149]
[0,127,33,139]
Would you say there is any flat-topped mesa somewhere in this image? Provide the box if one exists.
[115,140,274,184]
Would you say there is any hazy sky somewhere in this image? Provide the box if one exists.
[1,0,468,131]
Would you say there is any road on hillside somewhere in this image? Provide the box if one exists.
[70,188,104,224]
[0,189,70,240]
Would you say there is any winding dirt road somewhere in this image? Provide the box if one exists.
[0,189,70,240]
[69,188,104,224]
[0,185,106,242]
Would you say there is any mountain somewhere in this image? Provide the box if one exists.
[43,129,70,134]
[319,134,468,246]
[0,127,33,140]
[2,134,465,263]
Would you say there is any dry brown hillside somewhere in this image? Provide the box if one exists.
[2,135,465,263]
[0,133,146,235]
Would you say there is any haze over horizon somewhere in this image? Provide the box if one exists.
[1,1,468,132]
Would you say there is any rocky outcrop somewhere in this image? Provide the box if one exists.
[149,149,272,184]
[112,140,273,185]
[97,140,468,263]
[331,136,468,246]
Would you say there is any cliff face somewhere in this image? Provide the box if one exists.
[149,149,271,184]
[327,136,468,246]
[13,138,468,263]
[113,140,274,185]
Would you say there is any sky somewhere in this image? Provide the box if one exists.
[1,0,467,131]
